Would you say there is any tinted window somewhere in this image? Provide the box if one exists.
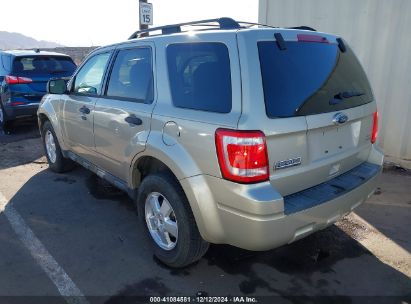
[167,43,231,113]
[74,52,111,95]
[12,56,76,76]
[258,41,373,118]
[106,48,153,103]
[1,55,12,72]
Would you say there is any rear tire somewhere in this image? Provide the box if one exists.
[0,104,11,131]
[42,121,74,173]
[137,172,209,268]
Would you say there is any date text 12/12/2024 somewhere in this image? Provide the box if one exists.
[149,296,258,303]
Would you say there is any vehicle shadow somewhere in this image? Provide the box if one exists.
[0,118,44,171]
[0,117,40,144]
[3,167,411,301]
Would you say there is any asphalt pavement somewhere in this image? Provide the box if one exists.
[0,120,410,304]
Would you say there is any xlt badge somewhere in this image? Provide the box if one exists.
[275,157,302,170]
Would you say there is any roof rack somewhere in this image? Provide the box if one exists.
[237,21,277,29]
[128,17,316,40]
[128,17,240,39]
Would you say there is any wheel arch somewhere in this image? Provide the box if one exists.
[131,155,178,189]
[129,147,209,242]
[37,98,67,151]
[129,132,203,189]
[38,113,49,132]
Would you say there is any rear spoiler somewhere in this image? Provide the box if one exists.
[288,26,317,31]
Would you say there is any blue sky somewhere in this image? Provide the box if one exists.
[0,0,258,46]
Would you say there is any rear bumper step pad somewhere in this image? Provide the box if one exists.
[284,162,381,215]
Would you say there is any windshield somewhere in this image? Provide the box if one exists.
[258,40,373,118]
[12,56,77,76]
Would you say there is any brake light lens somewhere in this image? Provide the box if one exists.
[5,75,32,85]
[371,111,378,144]
[215,129,269,183]
[297,34,329,43]
[9,102,25,106]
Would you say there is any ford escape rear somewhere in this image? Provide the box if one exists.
[38,18,383,267]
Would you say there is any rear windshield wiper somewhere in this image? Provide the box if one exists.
[329,91,364,105]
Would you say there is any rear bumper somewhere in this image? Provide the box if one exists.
[3,103,40,120]
[180,145,383,251]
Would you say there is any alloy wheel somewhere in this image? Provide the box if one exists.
[45,130,57,163]
[0,107,4,125]
[145,192,178,250]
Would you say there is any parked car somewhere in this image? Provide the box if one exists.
[38,18,383,267]
[0,50,76,129]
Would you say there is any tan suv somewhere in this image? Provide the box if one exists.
[38,18,383,267]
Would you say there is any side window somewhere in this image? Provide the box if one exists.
[166,43,232,113]
[1,55,12,72]
[106,47,153,103]
[73,52,111,95]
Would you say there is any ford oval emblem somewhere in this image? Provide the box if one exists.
[333,112,348,125]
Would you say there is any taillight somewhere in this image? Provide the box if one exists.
[5,75,32,85]
[9,102,25,106]
[297,34,329,43]
[215,129,269,183]
[371,111,379,144]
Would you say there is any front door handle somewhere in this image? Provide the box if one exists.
[79,106,90,115]
[125,116,143,126]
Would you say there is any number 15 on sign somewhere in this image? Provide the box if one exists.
[140,2,153,25]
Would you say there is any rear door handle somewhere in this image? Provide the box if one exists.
[125,116,143,126]
[79,106,90,115]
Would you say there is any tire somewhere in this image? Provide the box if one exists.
[0,104,11,131]
[137,172,209,268]
[41,120,74,173]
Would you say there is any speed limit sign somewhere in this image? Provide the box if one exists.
[140,2,153,25]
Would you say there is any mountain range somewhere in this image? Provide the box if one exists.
[0,31,63,50]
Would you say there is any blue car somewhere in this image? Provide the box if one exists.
[0,50,76,129]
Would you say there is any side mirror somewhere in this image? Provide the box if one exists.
[47,79,67,94]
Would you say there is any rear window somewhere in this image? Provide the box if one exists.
[12,56,76,76]
[167,43,232,113]
[258,41,373,118]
